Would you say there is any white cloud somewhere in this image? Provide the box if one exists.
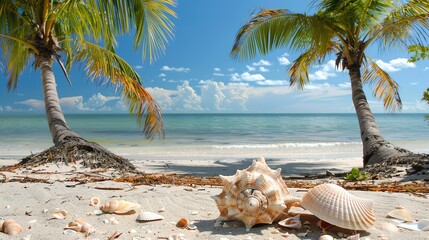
[228,68,235,72]
[278,56,291,65]
[309,60,337,80]
[259,66,269,72]
[159,73,166,77]
[231,72,265,81]
[410,82,419,85]
[256,80,288,86]
[135,65,143,69]
[17,99,44,110]
[252,59,271,66]
[246,65,256,72]
[375,58,416,72]
[146,87,176,110]
[424,67,429,71]
[161,65,190,73]
[214,68,221,71]
[5,106,12,111]
[338,82,351,88]
[213,72,225,76]
[84,93,120,110]
[16,93,123,112]
[172,81,202,111]
[200,80,229,111]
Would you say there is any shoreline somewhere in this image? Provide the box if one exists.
[1,153,428,239]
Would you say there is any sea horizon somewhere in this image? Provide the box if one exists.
[1,112,428,175]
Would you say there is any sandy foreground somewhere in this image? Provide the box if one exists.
[0,160,428,240]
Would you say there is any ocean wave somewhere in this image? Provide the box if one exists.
[212,142,361,149]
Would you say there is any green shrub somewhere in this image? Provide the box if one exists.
[344,167,369,181]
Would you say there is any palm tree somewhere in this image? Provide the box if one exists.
[0,0,175,170]
[231,0,429,167]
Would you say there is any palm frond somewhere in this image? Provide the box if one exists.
[96,0,176,62]
[73,40,164,139]
[133,0,176,63]
[362,57,402,112]
[231,8,337,61]
[1,36,32,90]
[288,41,338,89]
[369,0,429,48]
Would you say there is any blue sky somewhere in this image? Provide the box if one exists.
[1,0,428,114]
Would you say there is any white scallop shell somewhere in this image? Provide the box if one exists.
[212,157,294,230]
[397,219,429,231]
[300,183,375,230]
[136,211,164,222]
[387,208,412,220]
[381,222,399,233]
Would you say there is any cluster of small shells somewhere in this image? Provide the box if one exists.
[212,157,376,232]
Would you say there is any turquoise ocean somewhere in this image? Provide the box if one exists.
[1,113,428,175]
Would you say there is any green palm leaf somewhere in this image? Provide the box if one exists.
[362,58,402,112]
[73,40,164,139]
[231,9,336,61]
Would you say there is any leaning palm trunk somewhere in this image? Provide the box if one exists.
[18,56,137,172]
[349,66,410,166]
[39,56,80,146]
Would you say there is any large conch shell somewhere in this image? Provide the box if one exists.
[212,157,376,231]
[0,219,22,235]
[212,157,297,230]
[300,183,376,230]
[100,200,141,214]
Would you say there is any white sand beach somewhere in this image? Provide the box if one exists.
[0,159,428,240]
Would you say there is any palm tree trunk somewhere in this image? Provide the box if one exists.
[39,56,80,146]
[349,66,410,167]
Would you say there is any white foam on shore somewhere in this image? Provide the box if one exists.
[212,141,361,149]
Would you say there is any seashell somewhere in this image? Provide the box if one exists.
[397,219,429,231]
[348,233,360,240]
[64,218,95,235]
[1,219,22,235]
[212,157,296,230]
[319,235,334,240]
[99,200,140,214]
[136,211,164,222]
[52,210,68,219]
[418,219,429,231]
[387,208,412,221]
[158,207,166,212]
[176,218,190,228]
[89,197,100,207]
[381,221,399,233]
[278,214,301,229]
[300,183,375,230]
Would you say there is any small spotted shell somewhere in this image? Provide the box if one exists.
[300,183,375,230]
[212,157,294,230]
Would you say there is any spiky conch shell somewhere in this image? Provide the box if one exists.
[212,157,295,230]
[99,200,141,214]
[300,183,376,230]
[0,219,22,235]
